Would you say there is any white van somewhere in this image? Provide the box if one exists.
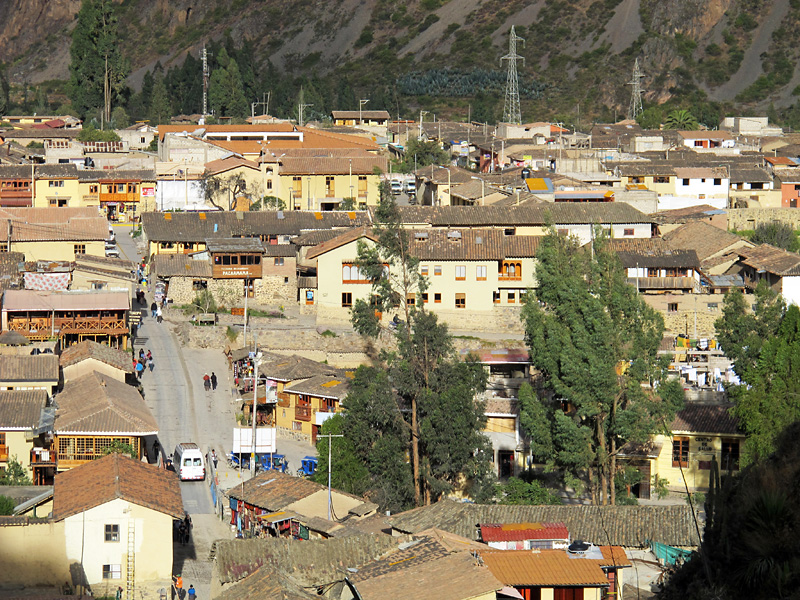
[173,443,205,481]
[390,180,403,195]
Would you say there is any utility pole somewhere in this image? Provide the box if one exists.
[320,433,344,520]
[251,92,270,119]
[418,110,428,140]
[299,103,313,127]
[250,350,262,478]
[359,98,369,125]
[202,46,211,118]
[501,26,525,125]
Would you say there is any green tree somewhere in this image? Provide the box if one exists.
[664,109,699,130]
[208,48,248,118]
[110,106,130,129]
[349,187,493,505]
[636,106,663,129]
[0,456,32,486]
[398,138,449,173]
[751,221,800,252]
[76,124,121,142]
[520,229,684,504]
[68,0,129,122]
[311,414,370,497]
[149,73,172,125]
[102,440,137,458]
[496,474,562,505]
[0,495,14,516]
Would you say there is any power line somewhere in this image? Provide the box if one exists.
[501,26,525,125]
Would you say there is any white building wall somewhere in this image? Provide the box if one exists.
[781,275,800,306]
[156,179,207,211]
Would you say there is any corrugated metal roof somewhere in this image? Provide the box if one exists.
[52,453,184,521]
[0,355,59,382]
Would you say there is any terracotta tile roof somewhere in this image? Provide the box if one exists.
[204,156,261,176]
[663,222,751,262]
[355,551,503,600]
[259,354,338,382]
[215,567,318,600]
[729,167,772,183]
[609,238,700,269]
[414,165,475,185]
[738,243,800,275]
[0,207,109,242]
[278,155,387,175]
[651,204,724,224]
[54,371,159,435]
[227,469,332,509]
[215,533,410,586]
[481,522,569,542]
[60,340,134,373]
[305,226,377,260]
[141,210,370,242]
[674,167,728,178]
[52,453,183,521]
[2,290,130,311]
[0,390,47,429]
[671,403,740,435]
[263,244,296,257]
[151,254,212,278]
[348,537,451,582]
[598,545,631,567]
[387,499,700,547]
[297,127,380,151]
[283,373,350,400]
[0,354,59,383]
[77,169,157,182]
[484,398,519,416]
[157,123,296,139]
[206,237,265,253]
[480,549,609,587]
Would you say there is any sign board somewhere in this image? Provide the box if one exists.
[231,307,245,316]
[129,313,142,325]
[232,427,276,453]
[141,187,155,197]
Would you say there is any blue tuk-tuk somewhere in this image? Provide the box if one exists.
[263,454,288,472]
[297,456,318,477]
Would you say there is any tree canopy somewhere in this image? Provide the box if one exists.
[520,229,684,504]
[664,109,699,130]
[395,138,450,173]
[750,221,799,252]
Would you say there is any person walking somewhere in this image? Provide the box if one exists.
[150,301,157,318]
[146,349,153,361]
[135,361,144,380]
[172,574,184,600]
[203,373,211,392]
[147,357,154,372]
[156,305,163,324]
[139,348,145,361]
[211,449,218,469]
[211,372,218,391]
[187,585,196,600]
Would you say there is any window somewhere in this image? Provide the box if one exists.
[455,265,466,280]
[672,437,689,468]
[721,439,740,471]
[48,180,64,188]
[707,302,718,311]
[455,293,466,309]
[342,292,352,307]
[654,176,670,184]
[434,293,441,303]
[682,178,690,186]
[0,243,7,252]
[667,303,678,313]
[105,524,120,542]
[127,184,137,193]
[623,228,634,236]
[504,228,516,236]
[266,180,273,190]
[325,176,335,197]
[407,293,416,307]
[421,265,429,276]
[103,564,121,580]
[630,176,643,184]
[434,265,442,276]
[476,265,487,280]
[274,257,284,266]
[647,268,660,277]
[89,184,98,193]
[713,178,721,186]
[422,293,428,303]
[358,175,368,197]
[50,198,68,207]
[74,244,86,255]
[508,292,516,304]
[342,263,369,283]
[192,280,207,291]
[292,176,302,198]
[501,261,521,280]
[752,182,764,190]
[666,268,688,277]
[493,291,500,304]
[292,421,302,431]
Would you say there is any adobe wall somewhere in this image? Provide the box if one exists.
[0,521,69,586]
[165,275,296,307]
[641,293,726,337]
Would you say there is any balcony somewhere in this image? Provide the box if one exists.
[295,405,312,422]
[628,276,697,291]
[0,445,7,462]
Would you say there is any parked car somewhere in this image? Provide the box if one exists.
[405,180,416,195]
[104,243,120,258]
[390,180,403,195]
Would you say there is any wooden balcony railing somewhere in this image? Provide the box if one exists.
[7,316,128,335]
[30,449,54,465]
[295,405,312,421]
[0,445,8,462]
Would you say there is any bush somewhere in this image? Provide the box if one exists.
[496,474,562,505]
[0,495,15,515]
[0,456,32,486]
[191,289,217,314]
[226,326,239,342]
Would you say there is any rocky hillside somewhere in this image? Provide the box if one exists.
[3,0,800,119]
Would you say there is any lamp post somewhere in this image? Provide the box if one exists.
[471,176,485,206]
[320,432,344,520]
[250,351,263,478]
[307,176,312,210]
[418,110,428,139]
[289,187,293,211]
[359,98,369,126]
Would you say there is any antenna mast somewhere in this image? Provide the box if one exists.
[627,57,644,121]
[501,26,525,125]
[202,46,210,117]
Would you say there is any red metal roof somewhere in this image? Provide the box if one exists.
[481,522,570,542]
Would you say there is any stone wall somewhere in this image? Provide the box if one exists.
[726,207,800,231]
[641,293,726,338]
[165,275,295,307]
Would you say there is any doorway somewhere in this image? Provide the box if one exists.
[498,450,514,479]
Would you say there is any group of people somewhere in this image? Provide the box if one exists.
[174,513,192,546]
[134,348,154,379]
[150,301,163,323]
[172,573,196,600]
[202,372,218,392]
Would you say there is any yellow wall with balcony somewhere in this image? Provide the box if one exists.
[0,431,34,479]
[277,172,381,210]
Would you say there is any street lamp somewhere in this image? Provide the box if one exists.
[471,176,485,206]
[359,98,369,125]
[251,351,263,478]
[289,187,294,211]
[418,110,429,140]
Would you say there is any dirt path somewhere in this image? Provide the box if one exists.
[708,0,790,101]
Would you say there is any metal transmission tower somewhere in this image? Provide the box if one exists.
[627,57,644,121]
[501,26,525,125]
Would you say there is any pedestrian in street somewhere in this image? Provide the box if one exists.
[139,348,145,360]
[153,439,160,460]
[187,585,196,600]
[211,372,218,391]
[135,361,144,380]
[211,449,218,470]
[157,305,163,323]
[146,349,153,361]
[203,373,211,392]
[150,301,157,318]
[147,357,154,372]
[172,574,183,600]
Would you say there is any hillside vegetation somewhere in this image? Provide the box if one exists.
[3,0,800,127]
